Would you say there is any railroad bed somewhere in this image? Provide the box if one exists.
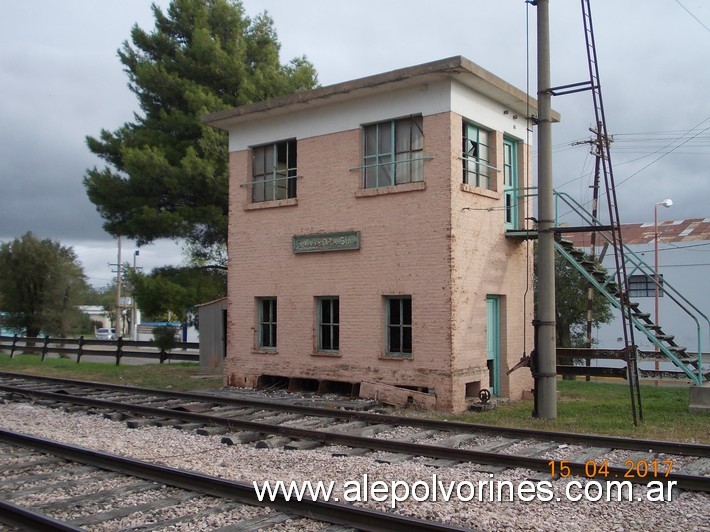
[0,430,457,531]
[0,371,709,530]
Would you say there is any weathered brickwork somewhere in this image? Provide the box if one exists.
[213,59,538,412]
[223,110,533,412]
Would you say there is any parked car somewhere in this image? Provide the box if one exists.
[96,328,116,340]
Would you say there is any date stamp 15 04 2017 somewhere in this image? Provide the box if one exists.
[548,459,673,479]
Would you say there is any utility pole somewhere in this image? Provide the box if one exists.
[132,250,140,340]
[115,236,123,338]
[535,0,557,418]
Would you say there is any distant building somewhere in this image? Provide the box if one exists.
[204,56,552,412]
[78,305,111,329]
[196,298,227,375]
[566,218,709,364]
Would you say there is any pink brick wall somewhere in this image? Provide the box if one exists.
[224,111,533,412]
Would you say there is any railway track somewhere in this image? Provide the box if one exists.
[0,429,463,531]
[1,371,708,495]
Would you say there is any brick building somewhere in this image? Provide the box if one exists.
[204,56,547,412]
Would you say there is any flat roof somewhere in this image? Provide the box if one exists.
[203,55,558,130]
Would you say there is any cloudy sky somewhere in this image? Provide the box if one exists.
[1,0,708,287]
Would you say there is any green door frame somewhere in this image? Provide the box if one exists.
[486,296,501,396]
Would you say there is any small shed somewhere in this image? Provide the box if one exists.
[196,298,227,375]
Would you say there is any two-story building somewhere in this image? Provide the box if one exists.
[204,56,550,412]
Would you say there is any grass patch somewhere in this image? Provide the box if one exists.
[0,353,222,392]
[449,380,710,443]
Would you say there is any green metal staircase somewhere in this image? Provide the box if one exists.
[551,192,708,386]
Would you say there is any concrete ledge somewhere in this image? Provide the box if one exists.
[359,381,437,409]
[689,383,710,414]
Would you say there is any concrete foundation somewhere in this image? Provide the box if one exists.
[688,383,710,414]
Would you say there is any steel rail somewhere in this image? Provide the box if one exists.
[0,429,466,532]
[0,499,85,532]
[1,384,708,493]
[1,371,708,458]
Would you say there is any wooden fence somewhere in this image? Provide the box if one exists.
[0,335,199,365]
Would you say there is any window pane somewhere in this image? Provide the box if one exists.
[365,164,378,189]
[321,299,331,323]
[389,326,401,352]
[252,179,265,203]
[389,299,400,325]
[332,326,339,350]
[365,125,378,156]
[378,122,392,153]
[411,115,423,151]
[395,152,410,184]
[261,299,271,322]
[402,327,412,353]
[333,299,339,323]
[321,325,332,350]
[263,144,274,175]
[402,298,412,325]
[261,326,270,347]
[253,147,265,176]
[378,155,393,186]
[478,143,489,164]
[395,118,411,153]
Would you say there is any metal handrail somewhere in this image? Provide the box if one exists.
[553,191,708,383]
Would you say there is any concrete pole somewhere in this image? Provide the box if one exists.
[132,250,139,341]
[536,0,557,418]
[115,236,123,338]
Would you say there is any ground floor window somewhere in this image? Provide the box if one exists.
[317,297,339,352]
[258,298,277,349]
[386,296,412,356]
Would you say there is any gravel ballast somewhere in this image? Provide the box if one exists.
[0,402,708,531]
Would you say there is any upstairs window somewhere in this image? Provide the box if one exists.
[363,116,424,188]
[462,122,492,189]
[252,140,297,203]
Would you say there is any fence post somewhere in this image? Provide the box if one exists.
[77,336,84,364]
[115,336,123,366]
[41,335,50,361]
[10,334,18,358]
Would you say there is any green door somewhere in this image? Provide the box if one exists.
[486,296,501,396]
[503,139,518,230]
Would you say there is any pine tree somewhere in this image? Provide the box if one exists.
[84,0,318,262]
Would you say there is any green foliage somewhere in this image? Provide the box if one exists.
[131,265,226,321]
[83,0,318,260]
[553,253,613,348]
[534,246,614,348]
[0,233,89,337]
[152,325,179,355]
[451,380,709,443]
[0,355,222,392]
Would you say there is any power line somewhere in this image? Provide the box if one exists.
[676,0,710,34]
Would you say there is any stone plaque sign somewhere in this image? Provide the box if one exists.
[292,231,360,253]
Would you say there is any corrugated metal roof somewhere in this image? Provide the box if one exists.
[564,218,710,247]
